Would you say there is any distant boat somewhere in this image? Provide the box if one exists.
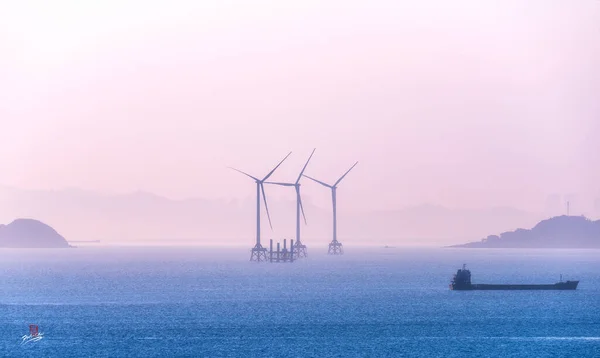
[450,264,579,291]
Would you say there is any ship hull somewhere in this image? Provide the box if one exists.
[451,281,579,291]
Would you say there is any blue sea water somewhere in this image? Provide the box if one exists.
[1,246,599,357]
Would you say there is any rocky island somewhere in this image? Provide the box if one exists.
[452,215,600,248]
[0,219,72,248]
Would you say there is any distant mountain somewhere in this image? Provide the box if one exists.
[357,204,541,242]
[452,215,600,248]
[0,186,545,245]
[0,218,71,248]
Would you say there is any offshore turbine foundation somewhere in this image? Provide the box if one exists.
[328,240,343,255]
[269,239,295,263]
[250,243,268,262]
[294,241,307,258]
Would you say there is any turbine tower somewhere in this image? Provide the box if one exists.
[265,148,316,258]
[229,152,292,262]
[303,161,358,255]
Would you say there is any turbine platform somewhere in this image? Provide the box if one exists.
[250,244,268,262]
[328,240,343,255]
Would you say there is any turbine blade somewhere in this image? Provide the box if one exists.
[334,161,358,187]
[228,167,259,181]
[296,148,316,184]
[262,151,292,181]
[302,174,332,188]
[260,183,273,230]
[297,186,307,225]
[264,181,295,187]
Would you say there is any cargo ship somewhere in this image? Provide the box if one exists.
[450,264,579,290]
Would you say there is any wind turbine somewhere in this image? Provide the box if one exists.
[265,148,316,258]
[303,161,358,255]
[229,152,292,261]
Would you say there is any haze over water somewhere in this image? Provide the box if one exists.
[1,247,599,357]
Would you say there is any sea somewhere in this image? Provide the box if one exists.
[1,246,599,357]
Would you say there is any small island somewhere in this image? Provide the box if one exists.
[0,219,72,248]
[452,215,600,248]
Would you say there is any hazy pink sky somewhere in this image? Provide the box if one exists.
[1,0,599,213]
